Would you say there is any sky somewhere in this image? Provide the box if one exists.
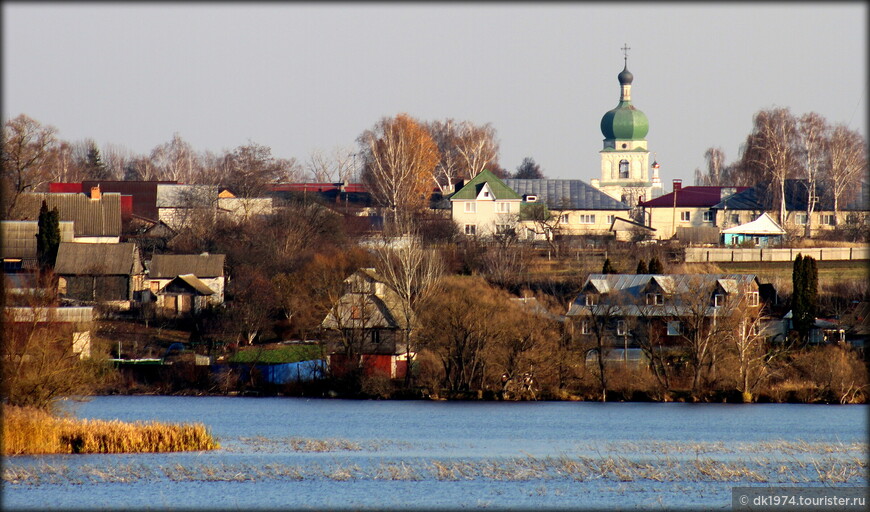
[3,3,867,186]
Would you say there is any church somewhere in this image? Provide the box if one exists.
[449,50,664,239]
[591,48,664,205]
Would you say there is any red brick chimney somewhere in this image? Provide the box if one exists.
[672,179,682,192]
[90,185,101,199]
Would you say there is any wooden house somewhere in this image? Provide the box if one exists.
[54,242,145,308]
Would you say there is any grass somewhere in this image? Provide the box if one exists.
[2,406,219,456]
[701,260,869,285]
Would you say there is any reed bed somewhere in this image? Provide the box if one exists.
[2,406,219,456]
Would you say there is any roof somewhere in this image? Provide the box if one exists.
[149,253,226,278]
[4,306,94,324]
[450,170,522,201]
[82,180,177,221]
[610,216,656,232]
[1,220,75,259]
[567,273,759,317]
[712,179,868,212]
[504,179,631,210]
[160,274,215,295]
[322,268,413,331]
[639,186,747,208]
[721,213,786,235]
[12,193,122,237]
[156,184,218,208]
[54,242,141,275]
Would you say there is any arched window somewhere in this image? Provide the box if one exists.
[619,160,630,179]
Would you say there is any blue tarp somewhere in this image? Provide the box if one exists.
[213,359,325,384]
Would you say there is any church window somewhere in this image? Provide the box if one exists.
[619,160,630,179]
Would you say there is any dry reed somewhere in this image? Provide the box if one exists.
[2,405,219,456]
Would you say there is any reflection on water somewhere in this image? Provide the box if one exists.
[4,396,867,510]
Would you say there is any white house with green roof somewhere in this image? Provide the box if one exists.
[450,170,631,239]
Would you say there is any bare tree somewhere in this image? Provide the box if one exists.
[725,301,782,403]
[455,121,499,179]
[220,141,299,198]
[2,114,58,217]
[575,298,625,403]
[693,147,727,186]
[306,145,357,183]
[426,119,464,193]
[739,108,799,225]
[372,233,444,386]
[359,113,441,226]
[102,143,136,182]
[825,124,867,225]
[150,133,198,183]
[796,113,830,237]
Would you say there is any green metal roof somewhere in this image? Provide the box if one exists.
[449,169,522,200]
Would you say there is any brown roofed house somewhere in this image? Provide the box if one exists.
[54,242,145,307]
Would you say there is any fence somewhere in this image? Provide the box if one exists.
[684,246,869,263]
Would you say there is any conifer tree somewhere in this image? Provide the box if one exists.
[602,258,618,274]
[36,200,61,269]
[648,257,664,274]
[636,259,648,274]
[792,254,818,343]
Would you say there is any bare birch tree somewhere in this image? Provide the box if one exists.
[150,133,198,183]
[740,108,798,225]
[693,147,727,186]
[359,113,440,227]
[306,145,357,183]
[455,121,499,179]
[796,113,830,237]
[825,124,867,225]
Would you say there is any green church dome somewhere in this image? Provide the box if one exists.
[600,101,649,140]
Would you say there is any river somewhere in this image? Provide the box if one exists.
[3,396,867,510]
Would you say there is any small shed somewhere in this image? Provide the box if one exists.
[721,213,785,247]
[54,242,144,306]
[155,274,215,316]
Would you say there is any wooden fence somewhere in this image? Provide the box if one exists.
[684,246,869,263]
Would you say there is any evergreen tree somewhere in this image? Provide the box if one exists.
[636,259,648,274]
[792,254,818,343]
[648,257,664,274]
[602,258,618,274]
[84,140,111,180]
[36,200,61,269]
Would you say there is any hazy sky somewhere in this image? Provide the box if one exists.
[3,3,867,185]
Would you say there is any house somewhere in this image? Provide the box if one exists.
[637,181,747,240]
[155,184,219,230]
[320,268,412,379]
[711,179,870,237]
[217,188,274,220]
[1,220,75,270]
[54,242,145,308]
[721,213,786,247]
[450,170,631,239]
[10,191,123,243]
[146,253,226,314]
[566,273,768,366]
[4,306,95,359]
[609,216,657,242]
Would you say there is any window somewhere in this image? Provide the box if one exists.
[747,291,759,306]
[585,294,597,306]
[464,224,477,236]
[497,202,511,213]
[795,213,807,225]
[464,202,476,213]
[619,160,630,179]
[581,320,591,335]
[703,211,715,222]
[496,224,513,236]
[821,214,836,226]
[646,293,663,305]
[680,211,691,222]
[579,214,596,224]
[731,214,740,224]
[616,320,627,336]
[560,214,569,224]
[607,215,615,224]
[482,191,490,198]
[713,294,725,307]
[667,321,681,336]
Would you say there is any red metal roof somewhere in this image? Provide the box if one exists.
[639,186,748,208]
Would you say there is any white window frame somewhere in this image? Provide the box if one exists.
[607,214,615,225]
[680,211,691,222]
[581,320,591,335]
[560,214,569,224]
[464,202,476,214]
[497,202,511,213]
[667,321,681,336]
[714,293,725,307]
[585,294,597,306]
[464,224,477,236]
[579,214,596,224]
[496,224,512,235]
[616,320,627,336]
[795,213,808,226]
[646,293,663,305]
[747,291,759,307]
[703,211,714,222]
[821,214,836,226]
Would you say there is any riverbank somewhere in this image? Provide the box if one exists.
[2,406,219,456]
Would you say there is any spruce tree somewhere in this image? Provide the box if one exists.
[84,140,110,180]
[36,200,61,269]
[792,254,818,343]
[648,257,664,274]
[602,258,618,274]
[636,259,649,274]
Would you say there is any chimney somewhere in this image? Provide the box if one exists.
[90,185,101,200]
[672,179,682,192]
